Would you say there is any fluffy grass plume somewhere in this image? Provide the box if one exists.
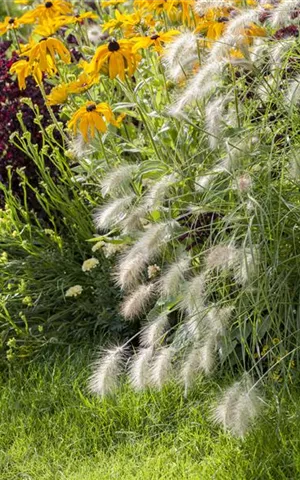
[129,346,154,391]
[101,164,138,197]
[151,346,174,390]
[121,283,156,320]
[212,374,263,437]
[93,195,134,231]
[140,312,169,347]
[88,346,126,397]
[160,253,190,298]
[116,221,179,290]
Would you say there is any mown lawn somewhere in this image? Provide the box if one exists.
[1,349,299,480]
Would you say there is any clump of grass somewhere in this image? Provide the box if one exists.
[1,350,300,480]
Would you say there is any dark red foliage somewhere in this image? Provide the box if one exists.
[274,25,299,39]
[0,42,59,209]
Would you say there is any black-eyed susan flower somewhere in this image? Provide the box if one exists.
[68,101,124,141]
[132,30,180,53]
[87,38,140,80]
[46,72,95,105]
[134,0,178,17]
[46,83,69,105]
[0,17,22,36]
[68,72,96,94]
[102,10,143,36]
[9,58,43,89]
[22,0,73,24]
[20,37,71,76]
[53,11,98,29]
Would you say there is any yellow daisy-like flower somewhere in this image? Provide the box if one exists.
[20,37,71,76]
[134,0,178,17]
[101,0,126,6]
[68,101,124,141]
[68,72,96,93]
[0,17,22,36]
[22,0,73,24]
[132,30,180,53]
[10,58,43,90]
[46,83,69,105]
[46,72,95,105]
[102,10,143,36]
[54,11,98,28]
[87,38,140,80]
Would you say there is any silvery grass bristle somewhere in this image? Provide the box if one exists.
[87,25,104,45]
[121,283,156,320]
[194,0,232,15]
[88,346,127,397]
[180,272,207,316]
[268,38,296,71]
[159,253,190,298]
[140,312,169,347]
[285,76,300,107]
[69,134,91,159]
[205,95,230,150]
[141,174,177,212]
[206,305,235,336]
[151,346,174,390]
[116,221,179,290]
[182,337,216,397]
[93,195,135,231]
[129,346,154,391]
[168,61,225,117]
[212,374,263,438]
[205,244,239,271]
[121,205,147,234]
[195,165,225,191]
[270,0,299,27]
[101,164,138,198]
[162,32,198,82]
[234,247,258,286]
[208,10,260,62]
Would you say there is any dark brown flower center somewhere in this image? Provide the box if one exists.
[86,104,96,112]
[45,1,53,8]
[150,34,160,40]
[108,39,120,52]
[8,18,15,24]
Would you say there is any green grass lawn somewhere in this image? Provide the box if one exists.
[1,349,299,480]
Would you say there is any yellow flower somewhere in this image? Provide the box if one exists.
[134,0,178,17]
[87,38,140,80]
[101,0,126,6]
[0,16,22,35]
[81,257,99,272]
[10,58,43,89]
[65,285,83,297]
[68,72,96,94]
[20,37,71,76]
[15,0,31,4]
[21,0,73,23]
[46,72,95,105]
[102,10,143,36]
[53,11,98,28]
[46,83,69,105]
[132,30,180,53]
[68,101,124,141]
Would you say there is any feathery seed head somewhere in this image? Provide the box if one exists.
[140,312,169,347]
[101,164,138,198]
[212,374,263,437]
[160,253,190,298]
[151,346,174,389]
[129,346,154,391]
[88,346,126,397]
[181,272,207,316]
[121,283,156,320]
[93,195,135,231]
[162,32,198,82]
[205,244,239,271]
